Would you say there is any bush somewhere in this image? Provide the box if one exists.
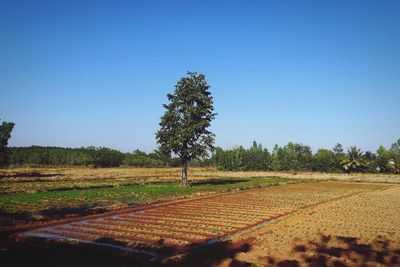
[92,148,124,167]
[311,149,338,172]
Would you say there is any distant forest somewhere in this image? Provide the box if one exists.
[8,139,400,173]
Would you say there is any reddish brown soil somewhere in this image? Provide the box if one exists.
[1,182,397,266]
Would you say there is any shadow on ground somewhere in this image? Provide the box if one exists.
[0,171,64,179]
[1,232,399,266]
[267,234,400,267]
[0,205,110,229]
[0,235,254,267]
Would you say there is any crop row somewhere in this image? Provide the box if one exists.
[104,216,232,233]
[27,183,385,252]
[81,219,219,238]
[128,209,265,224]
[33,227,165,250]
[53,225,189,246]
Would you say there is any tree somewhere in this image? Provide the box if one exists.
[391,139,400,151]
[244,141,271,171]
[271,144,284,171]
[333,143,345,170]
[0,120,15,167]
[333,143,344,156]
[91,147,124,167]
[123,149,165,167]
[311,149,337,172]
[156,72,216,186]
[276,142,312,171]
[210,142,271,171]
[340,146,366,173]
[376,139,400,173]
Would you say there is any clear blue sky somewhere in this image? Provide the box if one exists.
[1,0,399,153]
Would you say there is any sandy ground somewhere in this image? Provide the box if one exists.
[221,185,400,266]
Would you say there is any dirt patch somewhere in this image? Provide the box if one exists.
[232,186,400,266]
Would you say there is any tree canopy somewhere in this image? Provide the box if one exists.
[340,146,367,173]
[156,71,216,186]
[0,120,15,167]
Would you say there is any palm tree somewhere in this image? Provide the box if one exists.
[340,146,366,173]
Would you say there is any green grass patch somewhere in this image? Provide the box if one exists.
[0,176,300,215]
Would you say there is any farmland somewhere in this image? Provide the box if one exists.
[1,167,399,217]
[0,167,301,217]
[0,167,399,266]
[233,185,400,266]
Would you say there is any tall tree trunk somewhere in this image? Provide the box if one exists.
[181,161,188,186]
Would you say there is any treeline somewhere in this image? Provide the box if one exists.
[209,140,400,173]
[7,138,400,173]
[210,141,340,172]
[9,146,180,168]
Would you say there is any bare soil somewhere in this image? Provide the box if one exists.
[228,185,400,266]
[2,181,398,266]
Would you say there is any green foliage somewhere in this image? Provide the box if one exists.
[9,146,125,167]
[364,151,378,172]
[212,141,271,171]
[156,71,216,162]
[0,120,15,167]
[333,143,344,156]
[6,136,400,174]
[123,149,166,167]
[0,176,296,214]
[340,146,367,172]
[311,149,337,172]
[156,71,216,185]
[92,147,124,167]
[10,146,95,166]
[210,140,400,174]
[271,142,313,171]
[391,139,400,151]
[332,143,346,170]
[8,146,182,168]
[376,141,400,173]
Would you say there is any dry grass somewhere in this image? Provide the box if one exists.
[1,166,400,183]
[1,166,399,195]
[0,167,222,194]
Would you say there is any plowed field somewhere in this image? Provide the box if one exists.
[21,182,388,261]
